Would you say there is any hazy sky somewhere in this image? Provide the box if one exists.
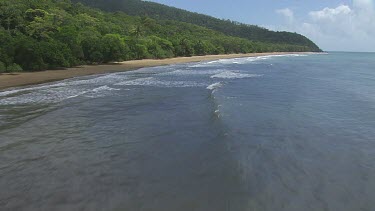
[148,0,375,52]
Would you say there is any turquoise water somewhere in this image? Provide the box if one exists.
[1,52,375,210]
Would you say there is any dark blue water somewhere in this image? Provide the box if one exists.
[1,52,375,211]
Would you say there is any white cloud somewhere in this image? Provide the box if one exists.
[276,0,375,52]
[354,0,374,10]
[309,5,351,22]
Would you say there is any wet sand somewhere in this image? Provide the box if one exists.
[0,52,309,90]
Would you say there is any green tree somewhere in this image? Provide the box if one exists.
[25,15,57,40]
[174,38,194,57]
[101,34,128,62]
[54,26,84,63]
[130,25,143,39]
[194,40,208,56]
[81,35,104,63]
[13,35,47,71]
[0,29,16,71]
[134,44,148,59]
[0,1,25,31]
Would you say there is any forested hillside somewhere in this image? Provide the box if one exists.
[73,0,321,51]
[0,0,320,72]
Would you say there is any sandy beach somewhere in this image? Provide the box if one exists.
[0,52,309,90]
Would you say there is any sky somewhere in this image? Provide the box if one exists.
[148,0,375,52]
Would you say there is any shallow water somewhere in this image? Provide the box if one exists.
[1,52,375,211]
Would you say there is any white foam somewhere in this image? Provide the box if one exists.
[286,54,308,57]
[0,87,90,105]
[82,86,122,98]
[0,73,133,105]
[0,89,24,97]
[65,73,127,86]
[207,82,223,90]
[160,69,225,76]
[0,73,127,98]
[92,85,120,92]
[65,91,89,99]
[190,54,309,67]
[0,84,122,106]
[193,58,240,67]
[115,77,153,86]
[211,71,262,79]
[214,109,221,118]
[0,83,68,97]
[115,77,205,88]
[191,59,238,67]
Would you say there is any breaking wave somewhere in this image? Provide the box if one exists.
[115,77,205,88]
[211,71,263,79]
[207,82,223,90]
[190,53,307,67]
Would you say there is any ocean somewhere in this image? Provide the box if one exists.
[0,52,375,211]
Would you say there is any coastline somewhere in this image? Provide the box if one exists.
[0,52,310,90]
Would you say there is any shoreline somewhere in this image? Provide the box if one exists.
[0,52,311,91]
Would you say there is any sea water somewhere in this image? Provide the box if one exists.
[0,52,375,211]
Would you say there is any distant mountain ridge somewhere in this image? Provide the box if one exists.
[73,0,321,52]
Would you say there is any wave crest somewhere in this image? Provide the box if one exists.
[115,77,205,88]
[206,82,223,90]
[211,71,262,79]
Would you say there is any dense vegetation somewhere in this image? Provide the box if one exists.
[73,0,321,52]
[0,0,321,72]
